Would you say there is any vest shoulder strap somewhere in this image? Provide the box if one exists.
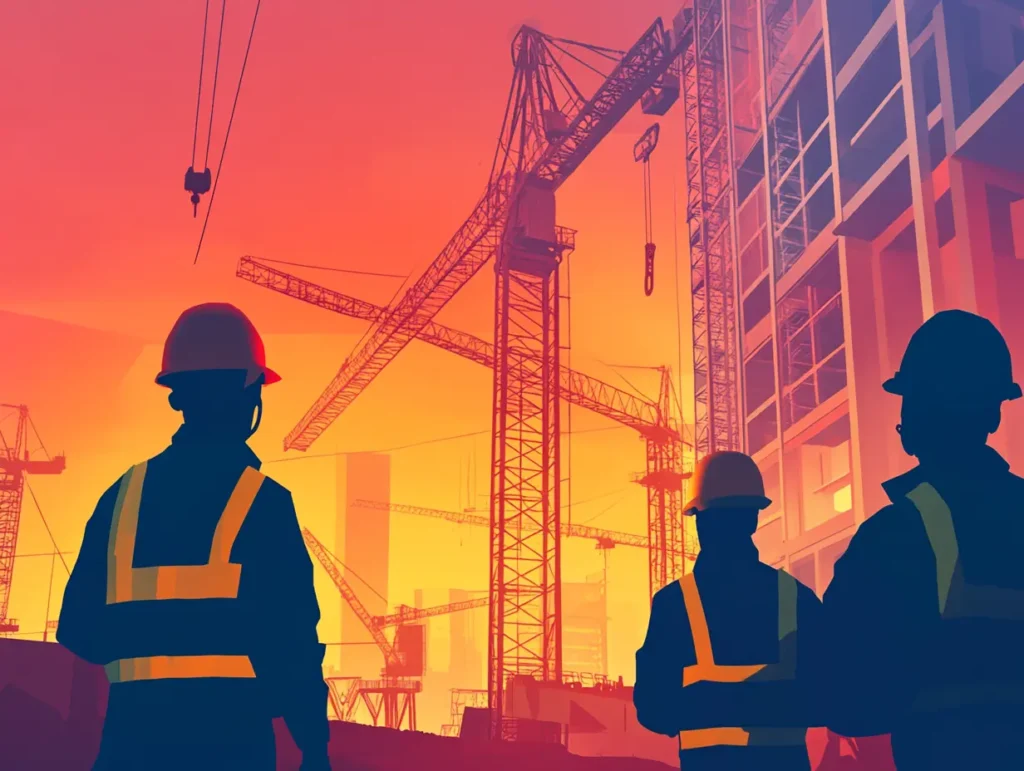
[777,569,798,642]
[210,466,266,563]
[905,482,958,614]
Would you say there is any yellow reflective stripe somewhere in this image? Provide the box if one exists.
[778,570,797,641]
[210,467,264,563]
[678,726,807,750]
[105,655,256,683]
[129,563,242,601]
[906,482,958,614]
[107,463,147,605]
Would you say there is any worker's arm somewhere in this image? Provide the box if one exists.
[56,482,119,665]
[818,505,931,736]
[240,483,330,769]
[634,582,690,737]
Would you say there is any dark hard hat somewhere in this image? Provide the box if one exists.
[883,310,1020,405]
[156,303,280,388]
[683,451,771,515]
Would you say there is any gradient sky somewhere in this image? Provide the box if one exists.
[2,0,695,712]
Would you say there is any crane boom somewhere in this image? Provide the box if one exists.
[300,528,399,667]
[282,18,686,451]
[355,499,651,549]
[238,257,671,436]
[373,597,488,629]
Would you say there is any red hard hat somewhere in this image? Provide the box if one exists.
[156,303,280,388]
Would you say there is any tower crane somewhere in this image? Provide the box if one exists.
[237,256,691,598]
[0,405,66,633]
[258,14,695,732]
[354,499,655,551]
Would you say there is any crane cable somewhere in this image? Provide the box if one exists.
[190,0,210,170]
[204,1,228,172]
[642,152,655,296]
[194,0,263,264]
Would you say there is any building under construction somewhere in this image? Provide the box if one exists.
[685,0,1024,595]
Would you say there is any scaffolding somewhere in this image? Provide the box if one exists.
[684,0,742,458]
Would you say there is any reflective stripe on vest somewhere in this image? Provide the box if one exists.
[104,461,265,683]
[905,481,1024,711]
[677,570,807,751]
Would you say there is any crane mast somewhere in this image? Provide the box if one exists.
[0,405,65,631]
[269,14,694,734]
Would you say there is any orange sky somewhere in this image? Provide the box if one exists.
[1,0,695,704]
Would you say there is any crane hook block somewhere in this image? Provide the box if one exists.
[184,166,212,218]
[644,242,656,296]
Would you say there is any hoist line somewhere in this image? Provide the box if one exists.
[190,0,211,168]
[194,0,263,266]
[204,0,228,170]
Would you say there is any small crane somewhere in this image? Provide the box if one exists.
[0,405,65,633]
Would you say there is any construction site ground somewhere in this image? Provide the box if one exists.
[0,638,676,770]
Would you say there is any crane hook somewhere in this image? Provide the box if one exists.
[644,242,656,296]
[184,166,212,218]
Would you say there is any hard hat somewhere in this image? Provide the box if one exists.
[683,451,771,515]
[155,303,280,388]
[883,310,1021,404]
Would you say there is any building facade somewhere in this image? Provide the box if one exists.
[683,0,1024,595]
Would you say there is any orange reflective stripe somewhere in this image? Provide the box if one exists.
[680,573,713,664]
[684,663,766,686]
[106,465,262,604]
[678,726,806,750]
[129,563,242,601]
[210,466,264,563]
[105,655,255,683]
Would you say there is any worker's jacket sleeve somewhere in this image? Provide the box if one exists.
[634,582,690,736]
[818,504,932,736]
[237,483,329,761]
[56,482,120,665]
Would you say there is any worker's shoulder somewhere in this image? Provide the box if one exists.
[651,577,685,610]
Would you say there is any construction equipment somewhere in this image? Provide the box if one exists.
[373,598,489,630]
[355,499,654,551]
[262,16,694,733]
[0,405,65,633]
[680,3,741,457]
[633,123,661,296]
[237,256,691,597]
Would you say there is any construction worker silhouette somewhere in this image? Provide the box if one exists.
[820,310,1024,771]
[634,451,823,771]
[57,304,331,771]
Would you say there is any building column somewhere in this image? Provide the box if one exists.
[946,158,1003,319]
[837,238,892,521]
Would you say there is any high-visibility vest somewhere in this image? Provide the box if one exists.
[905,482,1024,712]
[677,570,809,752]
[104,461,265,684]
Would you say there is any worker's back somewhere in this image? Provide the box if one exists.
[59,429,327,771]
[636,547,823,771]
[822,447,1024,771]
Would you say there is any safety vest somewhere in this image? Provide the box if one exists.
[677,570,809,752]
[104,461,265,684]
[905,482,1024,712]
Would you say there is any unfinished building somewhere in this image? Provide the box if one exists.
[684,0,1024,594]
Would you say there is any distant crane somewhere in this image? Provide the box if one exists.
[355,499,654,551]
[302,527,490,730]
[253,15,694,732]
[237,256,691,597]
[0,405,65,633]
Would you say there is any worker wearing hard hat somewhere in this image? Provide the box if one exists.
[58,304,331,771]
[820,310,1024,770]
[634,451,824,770]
